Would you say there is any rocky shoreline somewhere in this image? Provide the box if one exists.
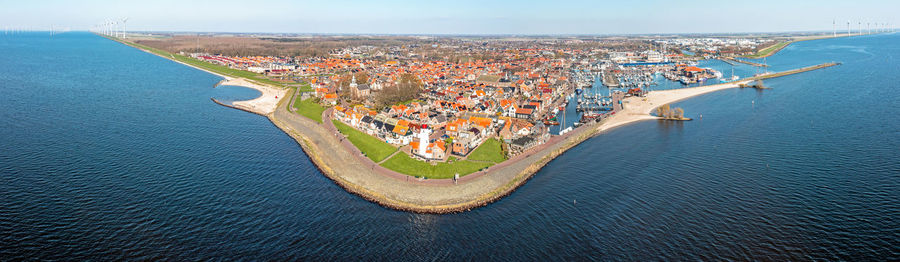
[110,35,841,214]
[266,89,652,214]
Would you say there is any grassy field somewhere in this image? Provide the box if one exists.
[466,138,507,163]
[744,41,790,59]
[381,153,492,179]
[114,38,287,87]
[298,83,314,93]
[293,95,326,123]
[333,120,398,162]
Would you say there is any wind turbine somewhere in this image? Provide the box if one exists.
[120,17,128,39]
[833,19,836,37]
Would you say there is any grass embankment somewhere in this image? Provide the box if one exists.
[293,95,326,123]
[744,41,790,59]
[379,137,505,179]
[381,153,492,179]
[298,84,314,93]
[466,138,507,163]
[332,120,398,162]
[114,38,286,87]
[331,119,499,178]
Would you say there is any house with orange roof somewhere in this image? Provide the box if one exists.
[445,118,469,137]
[323,93,338,105]
[315,87,329,98]
[515,107,533,119]
[468,116,493,130]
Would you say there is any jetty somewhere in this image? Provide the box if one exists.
[721,56,769,67]
[746,62,841,81]
[718,58,739,66]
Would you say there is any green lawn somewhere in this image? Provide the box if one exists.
[467,138,507,163]
[297,84,314,93]
[381,153,493,179]
[333,120,398,162]
[744,41,790,59]
[293,96,326,123]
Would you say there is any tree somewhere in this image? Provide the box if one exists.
[334,73,353,97]
[673,107,684,119]
[657,104,670,118]
[354,72,369,84]
[374,73,422,109]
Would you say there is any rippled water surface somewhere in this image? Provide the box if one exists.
[1,32,898,260]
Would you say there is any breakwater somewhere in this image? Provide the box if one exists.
[721,56,769,67]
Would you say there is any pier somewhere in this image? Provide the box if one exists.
[601,71,619,87]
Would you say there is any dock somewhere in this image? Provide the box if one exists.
[601,71,619,87]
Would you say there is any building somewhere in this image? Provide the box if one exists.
[646,51,664,63]
[350,75,371,99]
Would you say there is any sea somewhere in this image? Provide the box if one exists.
[1,32,898,260]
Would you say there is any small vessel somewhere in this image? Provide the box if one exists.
[543,116,560,126]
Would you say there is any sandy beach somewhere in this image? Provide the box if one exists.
[225,78,287,115]
[111,37,287,115]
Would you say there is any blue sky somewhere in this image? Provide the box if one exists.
[1,0,897,34]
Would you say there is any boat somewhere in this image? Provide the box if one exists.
[543,116,560,126]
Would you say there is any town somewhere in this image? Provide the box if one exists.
[141,34,785,169]
[122,33,803,175]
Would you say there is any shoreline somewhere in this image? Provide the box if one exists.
[743,32,872,59]
[109,35,841,214]
[262,62,837,213]
[104,35,287,115]
[267,92,652,213]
